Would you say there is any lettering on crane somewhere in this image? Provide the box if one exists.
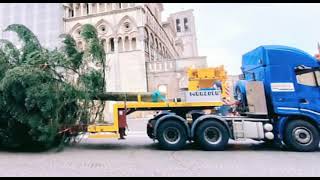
[186,90,222,102]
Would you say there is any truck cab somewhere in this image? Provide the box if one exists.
[236,45,320,151]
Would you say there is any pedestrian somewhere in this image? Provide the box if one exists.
[118,109,128,140]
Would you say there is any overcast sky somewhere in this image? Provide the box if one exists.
[162,3,320,75]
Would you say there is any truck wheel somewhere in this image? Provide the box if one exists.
[147,119,156,139]
[195,121,229,151]
[284,120,320,152]
[156,121,187,150]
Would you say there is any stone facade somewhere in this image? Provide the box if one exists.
[62,3,207,99]
[169,9,199,58]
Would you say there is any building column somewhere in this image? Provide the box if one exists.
[149,39,152,61]
[80,3,84,16]
[64,7,69,18]
[103,39,108,54]
[128,38,131,51]
[73,3,77,17]
[97,3,100,13]
[113,38,121,91]
[106,41,109,54]
[114,37,118,53]
[122,39,125,52]
[156,52,159,61]
[137,27,144,51]
[104,3,107,11]
[89,3,93,14]
[113,3,118,10]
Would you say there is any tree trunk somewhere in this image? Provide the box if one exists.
[92,92,165,102]
[93,92,163,102]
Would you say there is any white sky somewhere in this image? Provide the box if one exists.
[162,3,320,75]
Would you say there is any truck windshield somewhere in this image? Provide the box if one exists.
[295,66,320,87]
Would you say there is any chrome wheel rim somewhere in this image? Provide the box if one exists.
[204,127,222,145]
[163,127,181,144]
[293,127,313,146]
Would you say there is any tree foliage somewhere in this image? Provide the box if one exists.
[0,24,106,151]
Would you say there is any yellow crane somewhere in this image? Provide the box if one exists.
[187,65,230,99]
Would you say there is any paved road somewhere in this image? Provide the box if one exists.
[0,118,320,177]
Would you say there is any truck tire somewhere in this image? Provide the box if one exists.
[156,120,187,150]
[147,119,156,139]
[284,120,320,152]
[195,120,229,151]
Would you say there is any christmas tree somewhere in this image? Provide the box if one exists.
[0,24,106,151]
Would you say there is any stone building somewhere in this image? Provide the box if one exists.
[62,3,207,100]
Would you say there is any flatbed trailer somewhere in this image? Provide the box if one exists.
[87,101,223,139]
[85,97,275,151]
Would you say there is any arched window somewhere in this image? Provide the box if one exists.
[131,38,136,50]
[184,17,189,32]
[109,38,114,52]
[69,9,74,17]
[159,44,162,60]
[124,36,130,51]
[176,19,181,32]
[150,34,154,61]
[155,38,159,60]
[162,46,165,59]
[144,28,149,53]
[118,37,123,52]
[129,3,135,7]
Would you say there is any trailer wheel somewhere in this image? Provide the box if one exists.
[147,119,156,139]
[195,121,229,151]
[284,120,320,152]
[156,121,187,150]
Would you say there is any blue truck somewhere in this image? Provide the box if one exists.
[233,45,320,152]
[144,45,320,152]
